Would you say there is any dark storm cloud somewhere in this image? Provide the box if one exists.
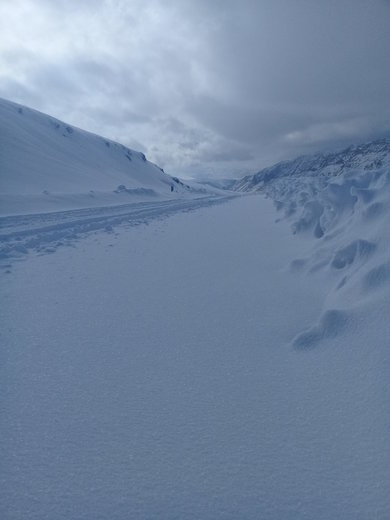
[0,0,389,178]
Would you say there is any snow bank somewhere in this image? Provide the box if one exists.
[236,141,390,350]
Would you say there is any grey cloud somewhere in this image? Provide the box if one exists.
[0,0,389,178]
[88,106,150,126]
[197,145,254,164]
[186,95,320,144]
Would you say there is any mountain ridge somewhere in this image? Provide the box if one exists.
[234,137,390,192]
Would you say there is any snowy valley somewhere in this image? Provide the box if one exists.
[1,100,389,519]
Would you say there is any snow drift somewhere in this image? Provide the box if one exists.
[235,138,390,350]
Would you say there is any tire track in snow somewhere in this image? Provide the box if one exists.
[0,196,234,264]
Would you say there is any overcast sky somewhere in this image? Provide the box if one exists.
[1,0,390,178]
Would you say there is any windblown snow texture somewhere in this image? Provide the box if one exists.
[235,138,390,350]
[1,102,389,519]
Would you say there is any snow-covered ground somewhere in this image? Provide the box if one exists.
[1,192,389,519]
[1,99,389,518]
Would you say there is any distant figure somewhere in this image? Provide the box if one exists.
[170,185,174,192]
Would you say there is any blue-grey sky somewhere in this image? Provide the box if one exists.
[1,0,390,178]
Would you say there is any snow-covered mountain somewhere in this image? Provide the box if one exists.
[234,138,390,192]
[192,178,237,191]
[0,98,200,214]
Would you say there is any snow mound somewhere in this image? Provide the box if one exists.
[236,140,390,349]
[0,98,200,215]
[292,308,351,350]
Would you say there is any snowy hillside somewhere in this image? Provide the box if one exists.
[192,178,237,191]
[0,98,201,215]
[234,138,390,192]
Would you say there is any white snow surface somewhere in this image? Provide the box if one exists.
[1,105,389,517]
[0,98,209,216]
[1,166,390,518]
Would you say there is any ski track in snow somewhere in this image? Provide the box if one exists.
[0,195,234,265]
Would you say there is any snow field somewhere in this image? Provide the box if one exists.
[1,196,389,519]
[1,97,389,518]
